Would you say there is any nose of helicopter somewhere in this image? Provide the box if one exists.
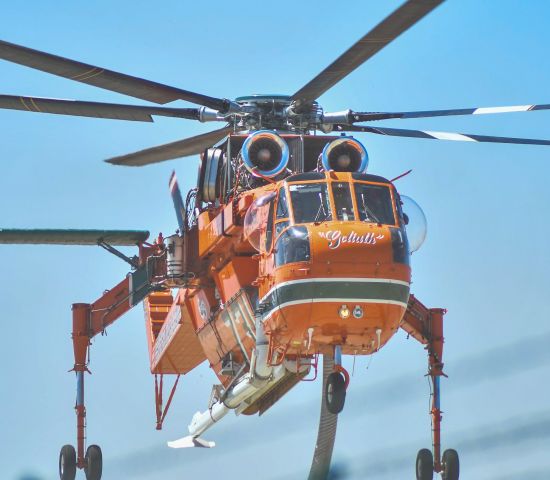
[261,220,411,355]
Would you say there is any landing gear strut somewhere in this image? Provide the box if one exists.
[409,307,460,480]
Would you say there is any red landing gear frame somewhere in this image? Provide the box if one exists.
[401,295,460,480]
[58,242,163,480]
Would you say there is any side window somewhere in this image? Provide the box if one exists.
[274,226,310,267]
[274,187,289,240]
[265,200,275,251]
[275,220,289,238]
[394,190,406,226]
[276,188,289,219]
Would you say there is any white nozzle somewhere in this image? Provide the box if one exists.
[307,327,314,351]
[375,328,382,351]
[167,435,216,449]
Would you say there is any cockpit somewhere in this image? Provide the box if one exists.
[244,172,403,267]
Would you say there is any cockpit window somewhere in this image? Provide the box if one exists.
[289,183,332,224]
[332,182,355,221]
[354,183,395,225]
[276,188,289,219]
[274,226,310,266]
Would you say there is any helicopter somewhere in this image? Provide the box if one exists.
[2,1,550,480]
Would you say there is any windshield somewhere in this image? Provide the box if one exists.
[289,183,332,223]
[354,183,395,225]
[332,182,355,221]
[286,180,395,226]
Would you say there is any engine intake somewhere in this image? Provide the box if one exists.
[321,137,369,173]
[241,130,289,178]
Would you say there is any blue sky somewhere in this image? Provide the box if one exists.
[1,1,550,479]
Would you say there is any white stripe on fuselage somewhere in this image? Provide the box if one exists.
[262,297,408,321]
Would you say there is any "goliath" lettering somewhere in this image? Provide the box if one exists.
[318,230,384,249]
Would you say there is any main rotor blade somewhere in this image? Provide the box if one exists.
[106,125,233,167]
[0,228,149,245]
[0,40,228,110]
[350,103,550,122]
[0,94,203,122]
[292,0,444,104]
[337,124,550,146]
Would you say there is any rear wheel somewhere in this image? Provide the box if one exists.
[325,372,346,414]
[442,449,459,480]
[416,448,434,480]
[59,445,76,480]
[85,444,103,480]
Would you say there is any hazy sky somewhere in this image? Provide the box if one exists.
[2,1,550,479]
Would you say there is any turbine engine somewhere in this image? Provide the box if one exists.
[321,137,369,172]
[241,130,289,178]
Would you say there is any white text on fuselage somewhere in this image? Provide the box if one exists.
[318,230,385,249]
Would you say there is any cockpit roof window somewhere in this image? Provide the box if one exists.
[351,172,391,183]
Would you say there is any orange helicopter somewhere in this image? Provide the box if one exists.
[2,1,550,480]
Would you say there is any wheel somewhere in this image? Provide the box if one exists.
[442,449,459,480]
[85,444,103,480]
[59,445,76,480]
[416,448,434,480]
[325,372,346,414]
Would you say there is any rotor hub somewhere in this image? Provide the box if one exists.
[233,94,320,132]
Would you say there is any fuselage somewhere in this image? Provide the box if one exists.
[179,170,411,388]
[257,171,411,357]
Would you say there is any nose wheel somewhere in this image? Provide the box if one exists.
[325,370,347,414]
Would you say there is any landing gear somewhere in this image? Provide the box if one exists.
[442,449,459,480]
[325,371,346,414]
[84,445,103,480]
[59,445,77,480]
[324,346,348,414]
[61,305,104,480]
[402,302,460,479]
[416,448,434,480]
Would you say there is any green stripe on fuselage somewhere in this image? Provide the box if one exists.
[262,280,410,308]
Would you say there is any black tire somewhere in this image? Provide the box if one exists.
[416,448,434,480]
[59,444,76,480]
[442,449,459,480]
[85,444,103,480]
[325,372,346,414]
